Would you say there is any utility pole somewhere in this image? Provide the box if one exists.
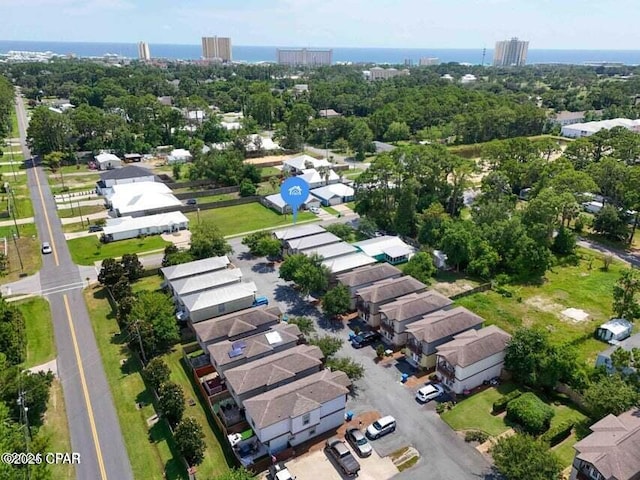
[12,233,23,272]
[133,320,147,365]
[18,386,31,480]
[7,184,19,238]
[77,199,83,228]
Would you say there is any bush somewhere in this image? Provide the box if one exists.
[464,430,489,443]
[505,393,554,435]
[492,390,523,414]
[539,420,575,446]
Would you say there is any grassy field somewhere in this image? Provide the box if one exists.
[18,297,55,368]
[84,286,187,480]
[260,166,280,177]
[131,274,164,294]
[190,193,238,204]
[186,202,317,237]
[10,109,19,138]
[67,235,170,265]
[40,380,75,480]
[57,204,106,218]
[456,249,624,363]
[61,222,87,233]
[0,162,26,174]
[0,226,42,283]
[11,196,34,219]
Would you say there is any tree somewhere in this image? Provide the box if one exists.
[286,317,315,336]
[279,254,309,282]
[0,299,26,366]
[322,285,351,319]
[324,223,356,242]
[551,226,576,255]
[98,257,125,288]
[43,151,64,172]
[309,336,343,360]
[491,434,562,480]
[142,357,171,392]
[0,369,54,427]
[158,381,185,427]
[121,253,144,281]
[189,220,232,259]
[127,291,179,358]
[584,374,639,420]
[348,119,374,159]
[384,121,411,143]
[403,252,435,285]
[253,237,281,259]
[294,261,329,297]
[174,417,206,466]
[162,245,194,267]
[613,268,640,322]
[440,222,473,271]
[111,276,133,303]
[326,357,364,381]
[593,204,628,241]
[26,106,73,155]
[239,178,257,197]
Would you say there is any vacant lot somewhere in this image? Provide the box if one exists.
[67,235,170,265]
[457,249,623,363]
[185,202,316,237]
[0,225,42,283]
[40,380,75,480]
[19,297,55,368]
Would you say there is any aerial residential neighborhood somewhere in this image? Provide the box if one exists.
[1,6,640,480]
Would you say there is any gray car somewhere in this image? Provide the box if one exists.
[345,427,372,457]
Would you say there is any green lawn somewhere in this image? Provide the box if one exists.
[131,274,164,294]
[0,162,26,174]
[322,206,340,216]
[186,202,317,237]
[57,204,106,218]
[10,109,19,138]
[67,235,170,265]
[441,384,517,436]
[456,249,624,364]
[553,434,580,469]
[344,201,356,210]
[40,380,75,480]
[18,297,55,368]
[191,193,238,204]
[260,166,280,177]
[0,228,42,284]
[84,286,187,480]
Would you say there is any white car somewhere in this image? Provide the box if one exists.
[366,415,396,439]
[416,383,444,403]
[309,206,320,214]
[41,242,52,254]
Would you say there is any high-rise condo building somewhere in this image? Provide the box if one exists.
[419,57,440,66]
[202,36,233,62]
[276,48,333,66]
[493,37,529,66]
[138,42,151,61]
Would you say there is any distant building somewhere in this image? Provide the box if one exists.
[138,42,151,61]
[550,111,587,127]
[493,37,529,67]
[419,57,440,66]
[202,36,232,62]
[460,74,477,84]
[277,48,332,66]
[365,67,410,81]
[561,118,640,138]
[94,153,122,171]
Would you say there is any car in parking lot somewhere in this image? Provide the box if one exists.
[366,415,396,440]
[345,427,372,457]
[41,242,52,254]
[416,383,444,403]
[325,436,361,477]
[351,331,381,349]
[269,462,296,480]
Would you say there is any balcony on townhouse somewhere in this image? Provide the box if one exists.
[380,321,394,334]
[437,360,456,379]
[406,339,422,355]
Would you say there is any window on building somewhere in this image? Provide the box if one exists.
[218,303,226,313]
[302,413,310,425]
[308,428,316,436]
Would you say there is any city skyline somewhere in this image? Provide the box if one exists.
[1,0,640,50]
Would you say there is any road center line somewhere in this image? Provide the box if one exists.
[31,154,60,267]
[63,294,107,480]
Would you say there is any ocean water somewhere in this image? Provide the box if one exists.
[1,40,640,65]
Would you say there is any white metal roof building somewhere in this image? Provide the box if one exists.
[169,268,243,298]
[106,181,182,217]
[282,155,331,174]
[561,118,640,138]
[95,153,122,171]
[353,235,416,264]
[322,252,377,275]
[167,148,193,164]
[310,183,355,206]
[264,193,320,214]
[284,232,342,254]
[102,211,188,241]
[273,224,326,241]
[300,242,358,260]
[161,256,231,282]
[182,281,258,323]
[299,168,340,189]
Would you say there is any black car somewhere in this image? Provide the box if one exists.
[88,225,103,233]
[351,331,381,349]
[186,198,197,205]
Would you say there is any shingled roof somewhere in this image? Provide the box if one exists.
[336,263,402,288]
[406,306,484,344]
[379,290,452,323]
[435,325,510,367]
[192,305,281,344]
[355,276,427,305]
[573,408,640,480]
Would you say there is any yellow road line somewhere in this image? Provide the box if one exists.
[63,294,107,480]
[30,141,60,266]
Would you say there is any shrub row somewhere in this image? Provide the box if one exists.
[539,420,575,446]
[506,392,555,435]
[464,430,489,444]
[492,390,523,414]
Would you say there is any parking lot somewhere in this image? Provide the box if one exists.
[229,237,493,480]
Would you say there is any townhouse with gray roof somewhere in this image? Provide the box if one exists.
[355,276,428,327]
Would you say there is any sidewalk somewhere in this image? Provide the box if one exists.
[0,216,34,227]
[57,198,104,209]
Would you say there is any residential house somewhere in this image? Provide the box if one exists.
[353,236,416,265]
[161,256,230,284]
[105,181,182,217]
[379,291,453,348]
[193,305,282,349]
[243,370,351,453]
[282,155,331,175]
[95,152,122,170]
[273,224,326,242]
[208,323,302,377]
[182,282,258,323]
[224,344,324,405]
[283,232,341,255]
[319,109,341,118]
[550,111,586,127]
[102,211,188,242]
[405,306,484,369]
[167,148,193,164]
[355,276,428,328]
[595,333,640,375]
[95,165,155,195]
[299,168,340,189]
[569,408,640,480]
[435,325,511,394]
[310,184,355,206]
[336,264,403,309]
[264,193,320,214]
[168,268,243,303]
[595,318,633,343]
[373,141,396,153]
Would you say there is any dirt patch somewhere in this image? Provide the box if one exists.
[525,295,565,315]
[243,154,290,165]
[432,280,477,297]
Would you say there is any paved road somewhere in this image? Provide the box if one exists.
[15,93,133,480]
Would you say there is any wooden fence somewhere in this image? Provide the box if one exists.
[172,186,240,200]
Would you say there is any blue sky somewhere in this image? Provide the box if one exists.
[1,0,639,49]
